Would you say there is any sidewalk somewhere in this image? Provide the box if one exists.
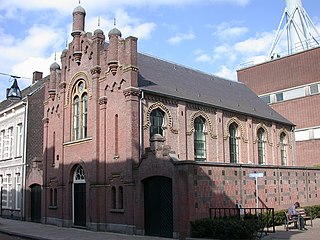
[0,217,319,240]
[0,218,171,240]
[261,217,320,240]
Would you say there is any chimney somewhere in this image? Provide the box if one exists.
[33,71,43,83]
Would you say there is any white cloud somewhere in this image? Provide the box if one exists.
[11,54,57,87]
[194,30,276,80]
[214,65,236,80]
[0,23,64,96]
[234,32,274,55]
[195,53,212,62]
[0,24,64,63]
[167,32,195,45]
[213,22,248,40]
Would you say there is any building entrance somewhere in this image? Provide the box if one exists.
[73,165,86,227]
[30,184,41,222]
[144,176,173,238]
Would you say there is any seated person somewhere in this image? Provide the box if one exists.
[288,202,306,230]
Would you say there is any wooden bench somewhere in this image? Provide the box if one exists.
[296,208,313,227]
[284,212,298,231]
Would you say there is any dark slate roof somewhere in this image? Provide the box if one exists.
[0,76,49,111]
[137,53,293,126]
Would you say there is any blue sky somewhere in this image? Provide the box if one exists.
[0,0,319,101]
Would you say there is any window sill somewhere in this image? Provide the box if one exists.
[109,209,124,213]
[64,137,93,146]
[195,159,206,162]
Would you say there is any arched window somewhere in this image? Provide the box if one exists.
[194,116,206,161]
[257,128,266,164]
[82,93,87,138]
[73,96,80,140]
[111,187,116,209]
[50,188,53,206]
[74,165,85,183]
[229,123,239,163]
[72,81,88,140]
[118,186,123,209]
[150,109,164,137]
[280,132,287,166]
[54,188,58,207]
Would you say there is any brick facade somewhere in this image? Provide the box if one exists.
[41,5,320,239]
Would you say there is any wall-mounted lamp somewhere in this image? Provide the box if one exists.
[6,77,22,100]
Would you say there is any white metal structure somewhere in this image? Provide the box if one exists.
[268,0,319,60]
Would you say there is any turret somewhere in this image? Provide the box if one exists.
[92,28,105,66]
[71,5,86,65]
[107,27,122,75]
[49,62,60,100]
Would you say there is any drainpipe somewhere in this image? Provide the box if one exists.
[22,101,28,220]
[139,90,145,161]
[291,126,295,166]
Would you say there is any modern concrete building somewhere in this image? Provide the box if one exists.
[238,47,320,167]
[238,0,320,167]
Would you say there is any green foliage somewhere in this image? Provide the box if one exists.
[304,205,320,218]
[191,217,258,240]
[273,210,287,225]
[312,164,320,169]
[191,205,320,239]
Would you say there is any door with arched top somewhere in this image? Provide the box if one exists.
[73,165,86,226]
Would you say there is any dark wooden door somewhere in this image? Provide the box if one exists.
[74,183,86,226]
[144,176,173,238]
[31,184,41,223]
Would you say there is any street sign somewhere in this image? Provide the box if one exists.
[249,172,264,178]
[249,172,264,209]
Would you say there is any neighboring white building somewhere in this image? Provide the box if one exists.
[0,101,26,219]
[0,72,47,220]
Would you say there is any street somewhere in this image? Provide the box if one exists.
[0,232,28,240]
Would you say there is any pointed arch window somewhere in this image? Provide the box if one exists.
[194,116,206,161]
[111,186,116,209]
[74,165,85,183]
[257,128,266,164]
[280,132,287,166]
[229,123,239,163]
[150,109,165,137]
[118,186,123,209]
[72,81,88,141]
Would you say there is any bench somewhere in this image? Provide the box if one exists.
[284,212,298,231]
[296,208,313,227]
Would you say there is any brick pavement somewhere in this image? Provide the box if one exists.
[0,218,170,240]
[0,217,319,240]
[261,217,320,240]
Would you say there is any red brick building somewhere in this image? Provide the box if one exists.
[238,47,320,167]
[42,5,320,238]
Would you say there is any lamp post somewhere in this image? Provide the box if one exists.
[6,77,22,100]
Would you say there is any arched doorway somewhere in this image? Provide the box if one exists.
[73,165,86,227]
[144,176,173,238]
[30,184,41,223]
